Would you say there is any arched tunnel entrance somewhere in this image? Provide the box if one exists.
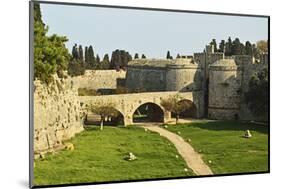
[133,102,164,123]
[171,99,197,119]
[84,110,124,126]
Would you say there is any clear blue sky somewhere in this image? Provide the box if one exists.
[40,3,268,58]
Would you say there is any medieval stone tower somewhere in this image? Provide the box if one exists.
[208,59,241,120]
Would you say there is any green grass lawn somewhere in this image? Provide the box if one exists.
[34,126,193,186]
[164,120,269,175]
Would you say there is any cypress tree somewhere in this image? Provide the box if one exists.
[210,39,218,52]
[78,45,83,61]
[225,37,232,56]
[102,54,110,69]
[72,44,79,59]
[88,45,95,69]
[85,46,88,64]
[232,38,241,55]
[166,51,171,59]
[219,40,225,52]
[134,53,139,59]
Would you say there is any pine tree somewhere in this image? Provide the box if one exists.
[34,3,70,83]
[141,54,146,59]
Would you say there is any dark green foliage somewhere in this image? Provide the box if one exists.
[84,46,88,63]
[225,37,232,56]
[34,3,70,84]
[245,41,253,56]
[71,44,79,59]
[166,51,171,59]
[134,53,139,59]
[218,40,225,52]
[87,45,95,69]
[67,59,85,76]
[110,49,132,70]
[101,54,110,69]
[244,68,268,119]
[232,38,242,55]
[210,39,217,52]
[141,54,146,59]
[78,45,83,60]
[216,37,261,57]
[96,54,101,68]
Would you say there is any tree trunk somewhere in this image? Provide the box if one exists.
[100,117,104,130]
[176,115,179,124]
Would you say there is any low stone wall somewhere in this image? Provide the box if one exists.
[33,75,84,156]
[69,70,126,90]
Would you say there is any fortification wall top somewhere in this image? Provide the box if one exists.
[127,58,198,69]
[209,59,237,71]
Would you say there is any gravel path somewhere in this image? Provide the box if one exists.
[141,124,213,176]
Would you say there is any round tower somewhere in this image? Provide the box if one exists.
[166,58,203,92]
[208,59,241,120]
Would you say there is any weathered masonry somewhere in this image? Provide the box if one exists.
[79,91,204,126]
[33,44,268,154]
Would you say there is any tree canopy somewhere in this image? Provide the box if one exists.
[244,68,268,120]
[211,37,267,58]
[87,102,119,130]
[34,3,70,84]
[161,94,192,124]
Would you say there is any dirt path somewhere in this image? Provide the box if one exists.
[141,124,213,176]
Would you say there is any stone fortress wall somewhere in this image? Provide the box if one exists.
[33,75,84,156]
[206,48,268,121]
[33,44,268,154]
[70,70,126,90]
[126,58,204,92]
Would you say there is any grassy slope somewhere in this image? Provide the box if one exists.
[165,121,269,175]
[34,126,193,186]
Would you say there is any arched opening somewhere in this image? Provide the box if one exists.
[83,110,124,126]
[133,102,164,123]
[171,99,197,119]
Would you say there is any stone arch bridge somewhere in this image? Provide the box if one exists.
[79,91,204,126]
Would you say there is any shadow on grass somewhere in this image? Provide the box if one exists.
[84,125,128,131]
[176,121,269,134]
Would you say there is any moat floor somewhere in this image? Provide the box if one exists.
[33,121,268,187]
[34,126,193,186]
[141,124,213,175]
[164,120,269,175]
